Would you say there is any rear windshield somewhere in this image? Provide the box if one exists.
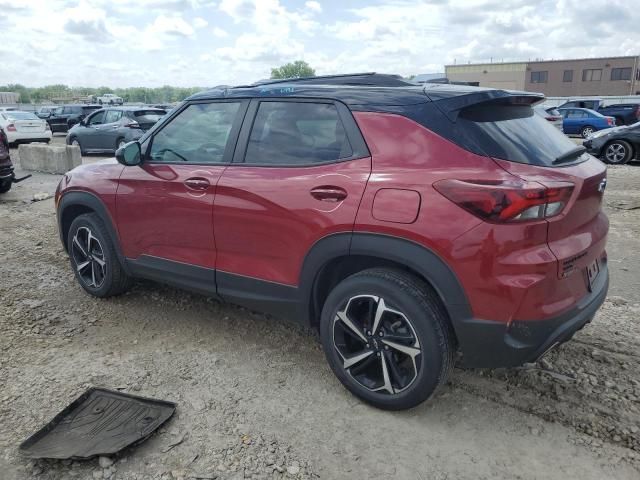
[83,106,101,113]
[458,104,578,166]
[6,112,39,120]
[132,110,166,123]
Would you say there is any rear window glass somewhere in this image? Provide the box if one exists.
[133,110,166,123]
[83,106,101,113]
[458,104,578,166]
[244,102,352,165]
[7,112,39,120]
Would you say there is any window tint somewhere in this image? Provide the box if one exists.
[611,67,632,81]
[88,111,105,125]
[150,102,240,164]
[7,112,38,120]
[244,102,352,165]
[104,110,122,123]
[132,110,165,124]
[567,110,586,119]
[457,104,579,167]
[582,69,602,81]
[530,71,548,83]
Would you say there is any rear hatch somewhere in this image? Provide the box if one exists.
[7,112,46,132]
[452,100,608,279]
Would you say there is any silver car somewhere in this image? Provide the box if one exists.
[66,107,166,154]
[534,105,563,133]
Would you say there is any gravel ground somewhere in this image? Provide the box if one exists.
[1,136,639,479]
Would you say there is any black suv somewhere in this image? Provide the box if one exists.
[47,105,102,133]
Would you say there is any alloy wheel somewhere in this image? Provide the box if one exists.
[605,143,627,163]
[582,127,594,138]
[332,295,421,394]
[71,226,107,288]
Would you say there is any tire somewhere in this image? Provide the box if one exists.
[0,180,11,194]
[98,100,103,105]
[603,140,633,165]
[320,268,454,410]
[115,137,127,151]
[581,125,595,138]
[70,137,84,155]
[67,213,132,297]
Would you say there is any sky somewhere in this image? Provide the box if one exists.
[0,0,638,88]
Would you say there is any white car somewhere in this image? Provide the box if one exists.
[0,111,52,145]
[95,93,123,105]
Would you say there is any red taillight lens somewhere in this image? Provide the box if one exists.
[607,118,614,126]
[546,116,562,121]
[434,179,574,223]
[124,122,140,129]
[6,124,16,132]
[635,106,640,119]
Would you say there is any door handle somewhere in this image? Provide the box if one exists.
[184,177,210,191]
[310,186,348,202]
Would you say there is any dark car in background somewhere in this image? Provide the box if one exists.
[597,104,640,126]
[558,107,615,138]
[47,104,102,133]
[584,121,640,164]
[66,107,166,154]
[36,106,59,119]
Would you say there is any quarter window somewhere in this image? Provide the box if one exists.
[611,67,632,81]
[562,70,573,82]
[244,102,353,165]
[530,71,548,83]
[582,69,602,82]
[149,102,241,164]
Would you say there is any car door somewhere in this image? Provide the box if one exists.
[213,99,371,304]
[80,110,106,150]
[115,100,248,291]
[95,109,123,150]
[563,109,582,134]
[49,107,67,132]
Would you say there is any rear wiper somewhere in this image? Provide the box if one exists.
[553,146,586,165]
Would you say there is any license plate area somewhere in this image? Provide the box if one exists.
[586,259,600,291]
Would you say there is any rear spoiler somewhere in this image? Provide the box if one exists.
[423,85,545,122]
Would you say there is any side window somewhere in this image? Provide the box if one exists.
[244,102,352,165]
[149,102,241,164]
[88,111,105,125]
[104,110,122,123]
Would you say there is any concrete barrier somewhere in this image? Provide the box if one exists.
[18,143,81,174]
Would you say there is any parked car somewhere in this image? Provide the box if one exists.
[0,111,52,146]
[94,94,124,106]
[47,104,102,133]
[66,107,166,154]
[558,107,615,138]
[0,127,30,193]
[55,74,609,410]
[597,103,640,126]
[35,106,59,119]
[583,121,640,164]
[534,105,563,132]
[558,99,603,110]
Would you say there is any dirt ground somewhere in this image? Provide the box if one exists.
[1,135,639,480]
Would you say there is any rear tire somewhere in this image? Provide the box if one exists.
[581,126,595,138]
[115,137,127,151]
[67,213,132,297]
[603,140,633,165]
[320,268,454,410]
[0,181,12,193]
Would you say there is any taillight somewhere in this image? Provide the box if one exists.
[433,179,574,223]
[635,106,640,119]
[607,117,614,126]
[6,124,16,132]
[546,116,562,121]
[45,122,51,130]
[124,122,140,129]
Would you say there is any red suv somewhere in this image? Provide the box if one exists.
[55,74,609,410]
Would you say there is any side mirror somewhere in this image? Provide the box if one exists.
[116,141,142,166]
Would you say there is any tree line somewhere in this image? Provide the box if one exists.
[0,84,204,104]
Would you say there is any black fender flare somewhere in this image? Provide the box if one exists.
[57,191,128,271]
[299,232,472,335]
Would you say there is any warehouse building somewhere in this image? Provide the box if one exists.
[445,56,640,96]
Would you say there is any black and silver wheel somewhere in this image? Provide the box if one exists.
[67,213,131,297]
[320,268,454,410]
[603,140,633,164]
[581,125,595,138]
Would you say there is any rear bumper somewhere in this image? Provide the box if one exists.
[456,260,609,368]
[6,131,52,143]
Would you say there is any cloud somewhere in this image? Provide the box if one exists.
[212,27,229,38]
[305,1,322,13]
[149,15,196,37]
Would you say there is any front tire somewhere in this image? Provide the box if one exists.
[0,180,11,193]
[67,213,132,297]
[320,268,454,410]
[70,137,84,155]
[603,140,633,165]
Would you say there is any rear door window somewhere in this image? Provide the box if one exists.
[457,104,580,166]
[104,110,122,123]
[243,102,353,165]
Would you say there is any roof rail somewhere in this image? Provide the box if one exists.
[241,73,417,88]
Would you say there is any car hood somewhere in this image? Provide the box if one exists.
[589,125,627,139]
